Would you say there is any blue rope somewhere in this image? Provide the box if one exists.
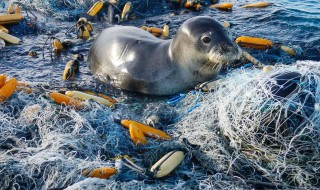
[172,90,202,122]
[167,93,186,105]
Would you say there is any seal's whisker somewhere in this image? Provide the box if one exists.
[200,61,210,72]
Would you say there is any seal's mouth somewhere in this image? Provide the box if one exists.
[208,45,242,66]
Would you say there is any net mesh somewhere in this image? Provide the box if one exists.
[175,60,320,188]
[1,61,319,189]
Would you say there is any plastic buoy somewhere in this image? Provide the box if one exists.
[0,14,24,25]
[108,0,118,5]
[49,92,84,109]
[15,5,21,14]
[82,167,117,179]
[0,32,20,44]
[65,91,115,108]
[162,23,169,39]
[184,2,202,11]
[263,65,274,73]
[121,1,132,21]
[85,22,93,33]
[0,74,6,88]
[62,60,78,81]
[77,25,90,40]
[280,45,296,56]
[121,120,172,140]
[147,27,163,34]
[84,91,118,103]
[129,123,147,145]
[0,78,18,102]
[87,1,104,16]
[209,3,233,10]
[52,38,63,51]
[235,36,273,50]
[241,2,270,8]
[150,151,185,178]
[0,25,9,33]
[77,17,93,33]
[7,4,14,14]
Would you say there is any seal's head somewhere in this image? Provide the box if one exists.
[170,16,241,76]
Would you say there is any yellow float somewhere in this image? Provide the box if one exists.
[121,120,172,140]
[235,36,273,50]
[0,78,18,102]
[209,3,233,10]
[242,2,271,8]
[82,167,117,179]
[87,1,104,16]
[0,14,24,25]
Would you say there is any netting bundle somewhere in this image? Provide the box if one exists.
[175,60,320,188]
[1,61,320,189]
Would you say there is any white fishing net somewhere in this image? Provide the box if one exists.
[1,60,319,189]
[175,60,320,189]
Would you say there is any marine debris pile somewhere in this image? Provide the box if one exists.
[0,61,320,189]
[0,0,320,189]
[175,60,320,189]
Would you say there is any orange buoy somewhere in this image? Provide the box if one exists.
[0,74,6,88]
[151,33,161,37]
[129,123,147,145]
[7,4,15,14]
[0,25,9,33]
[184,2,202,11]
[49,92,83,108]
[82,167,117,179]
[87,1,104,16]
[0,78,18,102]
[241,2,270,8]
[235,36,273,50]
[209,3,233,10]
[0,14,24,25]
[121,120,172,140]
[147,27,163,34]
[15,5,21,14]
[52,39,64,51]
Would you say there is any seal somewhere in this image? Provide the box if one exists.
[88,16,242,95]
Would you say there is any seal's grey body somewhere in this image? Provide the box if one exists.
[88,16,241,95]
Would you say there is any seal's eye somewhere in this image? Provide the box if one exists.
[201,36,211,44]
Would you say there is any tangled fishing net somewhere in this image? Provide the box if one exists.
[1,60,320,189]
[175,60,320,189]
